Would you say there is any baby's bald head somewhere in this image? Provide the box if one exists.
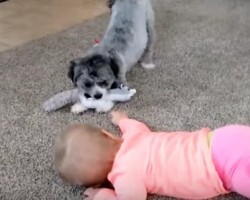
[54,124,121,186]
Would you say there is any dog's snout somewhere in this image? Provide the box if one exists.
[94,93,102,99]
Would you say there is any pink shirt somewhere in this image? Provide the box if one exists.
[94,119,228,200]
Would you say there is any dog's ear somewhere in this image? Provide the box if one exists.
[67,60,76,82]
[110,81,120,89]
[67,58,85,84]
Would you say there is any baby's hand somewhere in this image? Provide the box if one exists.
[83,188,101,200]
[111,111,128,125]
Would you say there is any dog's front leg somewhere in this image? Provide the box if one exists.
[71,102,87,114]
[113,54,129,87]
[117,63,130,87]
[140,4,156,69]
[118,73,128,87]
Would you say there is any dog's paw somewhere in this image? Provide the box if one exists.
[141,63,156,69]
[71,103,87,114]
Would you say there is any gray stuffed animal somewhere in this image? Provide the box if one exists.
[43,85,136,113]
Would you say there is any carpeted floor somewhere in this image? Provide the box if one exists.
[1,0,250,199]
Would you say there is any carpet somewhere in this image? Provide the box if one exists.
[1,0,250,199]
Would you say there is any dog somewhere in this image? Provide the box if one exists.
[67,0,155,113]
[107,0,115,9]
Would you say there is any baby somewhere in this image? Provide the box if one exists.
[54,111,250,200]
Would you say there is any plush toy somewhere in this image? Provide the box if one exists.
[43,85,136,113]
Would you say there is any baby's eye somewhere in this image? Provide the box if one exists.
[99,81,108,87]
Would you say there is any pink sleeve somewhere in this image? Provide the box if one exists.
[94,175,147,200]
[118,118,150,136]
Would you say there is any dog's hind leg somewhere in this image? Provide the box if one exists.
[140,3,156,69]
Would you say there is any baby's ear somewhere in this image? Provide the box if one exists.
[101,129,122,142]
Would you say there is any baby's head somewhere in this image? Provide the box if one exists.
[54,124,122,186]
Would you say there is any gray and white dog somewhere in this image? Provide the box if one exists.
[68,0,155,113]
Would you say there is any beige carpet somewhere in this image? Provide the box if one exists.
[1,0,250,199]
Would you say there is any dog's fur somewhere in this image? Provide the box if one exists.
[68,0,155,100]
[107,0,115,9]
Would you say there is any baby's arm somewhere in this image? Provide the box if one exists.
[43,89,78,112]
[111,111,150,135]
[84,176,147,200]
